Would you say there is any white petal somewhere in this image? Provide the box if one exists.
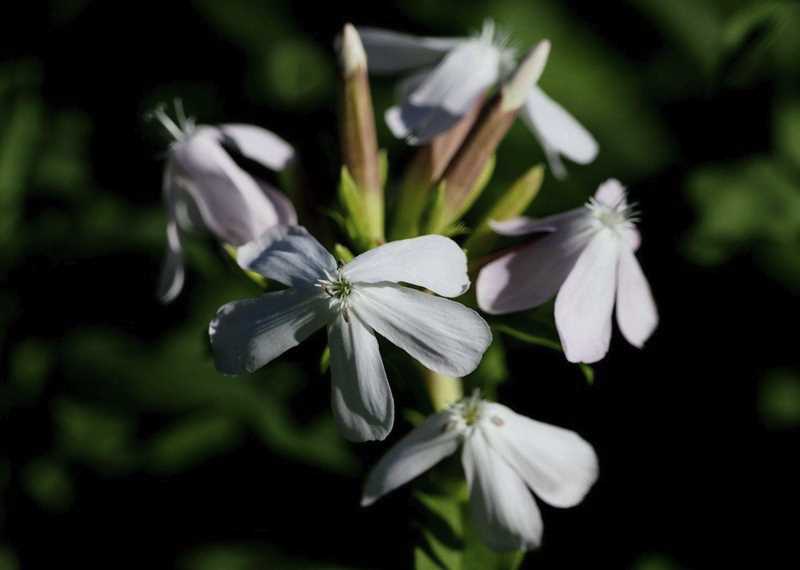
[356,27,461,73]
[254,179,298,225]
[477,214,595,314]
[489,209,588,236]
[594,178,626,208]
[352,283,491,377]
[342,235,469,298]
[237,225,337,287]
[158,163,185,303]
[554,231,621,363]
[209,287,332,374]
[328,314,394,442]
[394,67,435,101]
[462,430,543,551]
[615,246,658,348]
[157,219,185,304]
[521,86,598,177]
[171,128,281,245]
[220,124,295,171]
[362,411,461,506]
[480,403,598,508]
[388,41,500,144]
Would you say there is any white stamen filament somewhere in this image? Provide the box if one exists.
[316,269,354,315]
[149,99,196,142]
[587,196,640,232]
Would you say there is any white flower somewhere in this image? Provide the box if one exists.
[208,226,492,442]
[153,103,297,303]
[357,21,598,177]
[476,179,658,363]
[362,391,598,551]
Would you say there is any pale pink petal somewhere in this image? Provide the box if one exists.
[477,216,595,314]
[594,179,626,208]
[489,209,588,236]
[171,128,280,245]
[615,246,658,348]
[554,231,620,363]
[220,124,295,171]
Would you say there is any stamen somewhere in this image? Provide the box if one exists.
[147,100,195,142]
[586,191,639,231]
[446,389,485,428]
[316,269,353,314]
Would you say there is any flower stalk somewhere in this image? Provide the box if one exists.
[423,369,464,412]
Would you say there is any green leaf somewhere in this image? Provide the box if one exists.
[338,166,374,251]
[145,414,243,474]
[223,243,268,288]
[775,99,800,169]
[490,313,561,351]
[413,487,525,570]
[333,243,354,264]
[489,313,594,383]
[378,148,389,190]
[423,181,449,236]
[465,337,508,401]
[463,165,544,259]
[320,346,330,374]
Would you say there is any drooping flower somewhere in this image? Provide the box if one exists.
[362,391,598,551]
[476,179,658,363]
[152,103,297,303]
[209,226,492,442]
[357,21,598,177]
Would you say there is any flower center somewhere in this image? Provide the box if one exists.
[316,270,353,313]
[445,390,485,432]
[474,19,517,77]
[149,99,196,143]
[587,197,639,232]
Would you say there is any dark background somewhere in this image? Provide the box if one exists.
[1,0,798,568]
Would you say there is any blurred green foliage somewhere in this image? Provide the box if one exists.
[759,368,800,429]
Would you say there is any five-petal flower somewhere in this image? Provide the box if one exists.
[476,179,658,363]
[154,105,297,303]
[357,21,598,177]
[209,226,492,442]
[362,391,598,551]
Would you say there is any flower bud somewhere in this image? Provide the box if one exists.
[338,23,384,244]
[391,98,484,239]
[432,42,550,233]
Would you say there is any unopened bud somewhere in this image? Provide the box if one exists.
[340,23,367,76]
[501,40,550,112]
[431,43,550,233]
[338,23,384,244]
[390,97,484,239]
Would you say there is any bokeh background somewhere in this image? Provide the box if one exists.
[2,0,799,568]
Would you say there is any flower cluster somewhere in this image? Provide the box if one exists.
[154,21,657,556]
